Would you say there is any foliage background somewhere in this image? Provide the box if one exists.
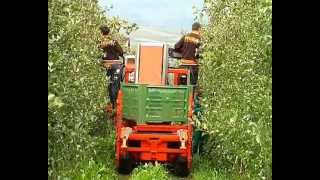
[48,0,136,178]
[197,0,272,179]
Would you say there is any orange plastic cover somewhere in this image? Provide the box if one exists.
[138,44,164,85]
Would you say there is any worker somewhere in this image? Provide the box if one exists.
[174,22,202,86]
[98,25,125,110]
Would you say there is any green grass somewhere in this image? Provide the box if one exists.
[53,116,258,180]
[55,153,251,180]
[131,163,169,180]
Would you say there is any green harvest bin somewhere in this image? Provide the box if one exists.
[121,84,143,120]
[122,84,193,123]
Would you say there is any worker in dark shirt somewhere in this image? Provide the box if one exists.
[174,22,201,85]
[99,25,125,110]
[99,25,124,62]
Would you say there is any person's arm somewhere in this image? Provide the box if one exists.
[196,40,201,48]
[114,40,125,64]
[99,38,108,49]
[114,40,124,56]
[174,35,185,51]
[195,40,202,59]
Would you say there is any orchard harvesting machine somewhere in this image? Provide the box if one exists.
[109,42,199,177]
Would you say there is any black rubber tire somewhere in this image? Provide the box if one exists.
[117,154,134,174]
[174,156,190,177]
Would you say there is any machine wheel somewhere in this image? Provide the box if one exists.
[117,154,134,174]
[174,156,190,177]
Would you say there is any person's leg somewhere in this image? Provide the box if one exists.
[189,66,198,85]
[106,69,111,103]
[113,81,121,108]
[189,66,195,85]
[193,66,199,85]
[109,65,123,109]
[107,66,115,108]
[120,64,125,82]
[113,65,122,108]
[108,83,113,105]
[110,82,118,109]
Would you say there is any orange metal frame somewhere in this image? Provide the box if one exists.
[167,68,189,85]
[116,46,194,171]
[115,89,194,169]
[124,65,135,83]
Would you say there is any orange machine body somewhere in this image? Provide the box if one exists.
[115,43,194,175]
[115,90,194,169]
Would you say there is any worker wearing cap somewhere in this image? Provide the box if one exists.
[174,22,202,86]
[99,25,124,63]
[99,25,124,110]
